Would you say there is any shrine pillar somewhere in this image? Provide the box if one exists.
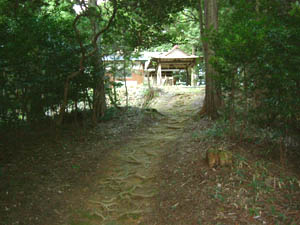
[157,63,162,86]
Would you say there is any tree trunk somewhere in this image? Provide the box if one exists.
[57,70,81,125]
[186,66,191,86]
[191,45,197,86]
[123,59,129,107]
[112,67,117,104]
[92,56,106,123]
[56,0,115,125]
[198,0,222,119]
[89,0,107,123]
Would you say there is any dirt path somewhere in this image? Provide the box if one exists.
[68,87,204,225]
[2,86,299,225]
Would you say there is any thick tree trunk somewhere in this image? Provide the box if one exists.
[198,0,222,119]
[186,66,191,86]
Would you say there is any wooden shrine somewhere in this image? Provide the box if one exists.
[146,46,201,86]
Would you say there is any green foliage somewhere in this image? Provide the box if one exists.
[149,8,201,52]
[212,0,300,131]
[0,0,207,128]
[0,0,180,126]
[0,0,85,125]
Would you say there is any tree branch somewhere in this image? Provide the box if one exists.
[93,0,117,46]
[73,13,86,70]
[182,10,198,22]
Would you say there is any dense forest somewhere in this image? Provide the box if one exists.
[1,0,300,224]
[1,0,299,129]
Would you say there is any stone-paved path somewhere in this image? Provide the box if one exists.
[69,87,204,225]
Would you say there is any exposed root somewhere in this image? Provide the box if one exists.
[118,151,150,167]
[134,173,154,180]
[118,210,144,219]
[167,119,180,124]
[98,180,111,186]
[177,118,189,123]
[107,178,124,185]
[123,159,143,165]
[106,170,132,183]
[131,193,156,198]
[119,185,141,200]
[129,155,148,164]
[102,197,117,203]
[122,155,151,168]
[144,150,157,157]
[166,125,182,129]
[92,210,106,220]
[127,149,137,155]
[89,200,117,212]
[109,184,121,190]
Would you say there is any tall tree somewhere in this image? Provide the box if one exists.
[198,0,222,119]
[88,0,116,123]
[57,0,117,125]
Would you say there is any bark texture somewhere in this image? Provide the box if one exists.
[198,0,222,119]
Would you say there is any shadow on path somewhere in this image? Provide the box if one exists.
[68,87,204,225]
